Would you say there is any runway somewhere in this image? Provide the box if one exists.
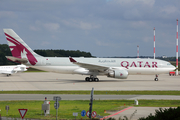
[0,94,180,101]
[0,72,180,91]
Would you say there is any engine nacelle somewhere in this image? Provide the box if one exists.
[108,69,128,79]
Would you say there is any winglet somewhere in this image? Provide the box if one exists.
[69,56,77,63]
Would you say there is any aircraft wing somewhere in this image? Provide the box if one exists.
[6,56,28,64]
[69,57,109,72]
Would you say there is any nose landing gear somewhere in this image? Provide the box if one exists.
[154,74,158,81]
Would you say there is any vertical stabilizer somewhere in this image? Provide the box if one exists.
[3,29,41,65]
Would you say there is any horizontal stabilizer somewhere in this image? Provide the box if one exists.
[6,56,28,64]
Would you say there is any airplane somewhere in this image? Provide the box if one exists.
[3,29,176,81]
[0,64,28,76]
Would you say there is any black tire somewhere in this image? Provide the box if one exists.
[85,77,89,81]
[89,78,93,82]
[94,78,99,82]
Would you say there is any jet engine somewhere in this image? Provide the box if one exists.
[107,69,128,79]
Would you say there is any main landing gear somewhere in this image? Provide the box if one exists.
[85,75,99,82]
[154,74,158,81]
[7,74,11,77]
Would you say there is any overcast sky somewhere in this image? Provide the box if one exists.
[0,0,180,57]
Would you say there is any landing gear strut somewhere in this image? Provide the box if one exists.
[85,75,99,82]
[154,74,158,81]
[7,74,11,77]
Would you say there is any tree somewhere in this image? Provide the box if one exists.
[0,44,16,65]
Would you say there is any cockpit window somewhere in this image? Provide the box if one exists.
[167,63,171,65]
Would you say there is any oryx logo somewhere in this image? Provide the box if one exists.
[5,33,37,65]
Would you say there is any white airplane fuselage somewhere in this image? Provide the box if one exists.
[30,57,175,75]
[0,65,27,76]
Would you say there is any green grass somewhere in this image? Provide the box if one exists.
[0,90,180,95]
[0,100,180,119]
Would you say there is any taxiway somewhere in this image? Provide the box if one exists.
[0,72,179,91]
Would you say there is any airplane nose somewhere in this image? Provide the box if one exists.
[172,65,176,70]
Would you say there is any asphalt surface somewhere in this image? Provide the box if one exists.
[0,72,180,90]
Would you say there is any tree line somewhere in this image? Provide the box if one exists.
[34,49,92,57]
[112,56,180,61]
[0,44,92,65]
[0,44,15,65]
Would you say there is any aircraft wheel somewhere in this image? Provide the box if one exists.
[85,77,89,81]
[94,78,99,82]
[89,78,93,82]
[154,78,158,81]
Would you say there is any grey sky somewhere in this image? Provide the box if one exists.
[0,0,179,57]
